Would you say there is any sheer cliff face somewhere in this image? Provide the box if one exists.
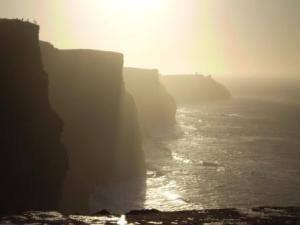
[123,68,177,135]
[161,75,231,105]
[40,42,145,213]
[0,19,67,213]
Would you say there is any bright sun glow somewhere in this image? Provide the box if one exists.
[109,0,161,12]
[66,0,169,50]
[76,0,163,16]
[64,0,199,73]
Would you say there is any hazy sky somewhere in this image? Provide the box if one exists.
[1,0,299,77]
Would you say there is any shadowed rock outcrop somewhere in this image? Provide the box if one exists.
[40,42,146,213]
[0,19,68,214]
[1,207,299,224]
[161,74,231,105]
[123,68,176,135]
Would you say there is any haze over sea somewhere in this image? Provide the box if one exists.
[143,97,300,211]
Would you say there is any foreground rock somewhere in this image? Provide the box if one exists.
[124,68,176,135]
[1,207,299,224]
[161,74,231,105]
[40,42,146,213]
[0,19,67,214]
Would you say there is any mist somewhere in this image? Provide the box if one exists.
[216,73,300,103]
[1,0,300,76]
[0,0,300,224]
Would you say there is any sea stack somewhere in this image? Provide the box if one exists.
[124,67,177,135]
[0,19,68,214]
[40,42,146,213]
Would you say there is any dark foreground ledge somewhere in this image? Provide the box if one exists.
[1,207,299,225]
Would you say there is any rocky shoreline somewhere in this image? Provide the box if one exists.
[1,207,299,224]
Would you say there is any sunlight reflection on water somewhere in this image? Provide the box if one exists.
[144,100,300,211]
[172,152,191,164]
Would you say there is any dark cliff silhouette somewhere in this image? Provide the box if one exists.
[40,42,146,213]
[161,74,231,105]
[0,19,68,214]
[123,68,177,135]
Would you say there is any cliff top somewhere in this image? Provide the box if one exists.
[125,67,159,72]
[60,49,123,63]
[162,74,212,79]
[0,18,38,30]
[0,18,42,67]
[40,41,123,60]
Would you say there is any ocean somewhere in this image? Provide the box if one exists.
[90,97,300,213]
[144,98,300,211]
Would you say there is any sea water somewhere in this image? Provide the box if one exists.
[91,98,300,213]
[144,98,300,211]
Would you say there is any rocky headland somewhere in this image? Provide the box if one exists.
[161,74,231,105]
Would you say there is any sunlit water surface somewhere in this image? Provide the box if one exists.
[144,98,300,211]
[90,98,300,213]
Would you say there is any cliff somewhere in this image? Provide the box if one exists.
[123,67,177,135]
[161,74,231,105]
[0,19,67,214]
[40,42,145,213]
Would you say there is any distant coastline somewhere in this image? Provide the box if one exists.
[161,74,231,105]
